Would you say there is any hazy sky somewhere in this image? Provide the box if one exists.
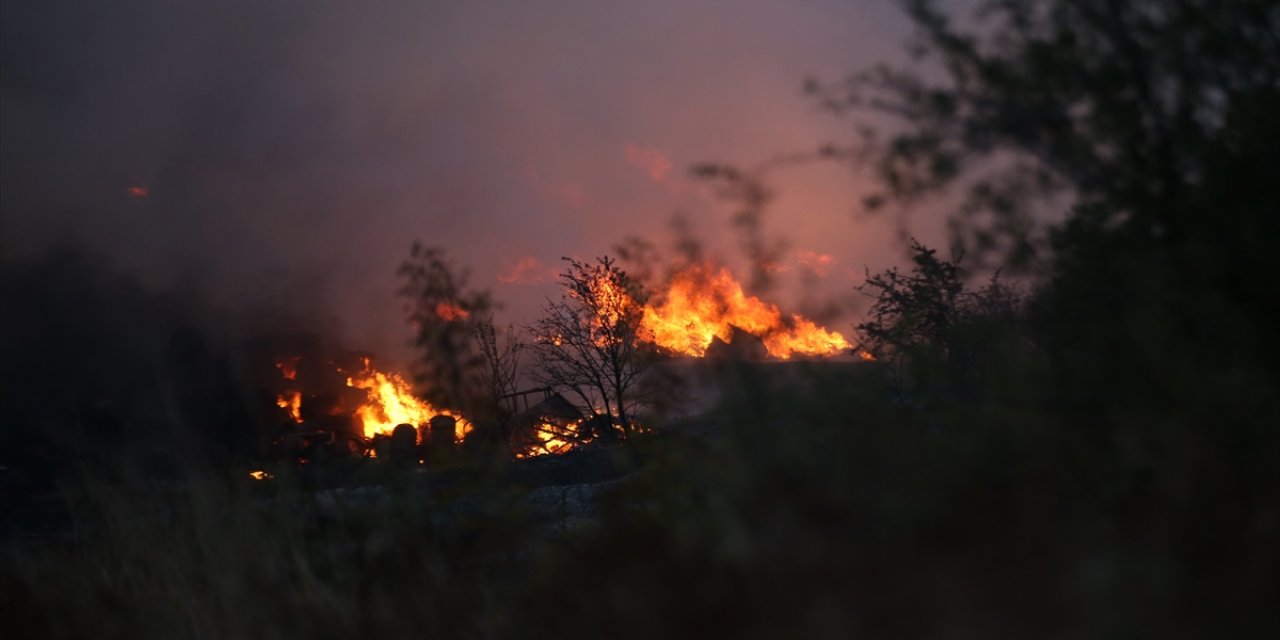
[1,0,945,363]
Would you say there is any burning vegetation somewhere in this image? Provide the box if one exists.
[254,254,863,470]
[640,262,851,359]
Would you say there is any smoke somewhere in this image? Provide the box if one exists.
[1,0,935,364]
[624,143,676,185]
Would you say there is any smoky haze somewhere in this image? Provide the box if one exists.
[1,0,937,365]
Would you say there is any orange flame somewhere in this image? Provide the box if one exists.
[498,256,556,285]
[640,263,850,359]
[345,360,471,441]
[434,302,470,321]
[276,391,302,423]
[275,357,299,380]
[516,419,588,458]
[576,272,639,347]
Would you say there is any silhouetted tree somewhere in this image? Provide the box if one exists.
[821,5,1280,630]
[397,243,492,413]
[808,0,1280,269]
[858,239,1025,395]
[472,315,523,417]
[813,0,1280,406]
[528,256,659,433]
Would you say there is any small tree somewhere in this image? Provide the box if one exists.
[472,315,523,420]
[397,243,492,413]
[528,256,659,434]
[807,0,1280,270]
[857,240,1025,395]
[857,239,966,359]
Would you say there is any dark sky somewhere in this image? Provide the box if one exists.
[1,0,944,364]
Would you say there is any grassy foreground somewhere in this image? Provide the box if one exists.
[6,361,1276,639]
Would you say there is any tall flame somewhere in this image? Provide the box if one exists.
[276,391,302,422]
[345,359,471,441]
[640,263,850,359]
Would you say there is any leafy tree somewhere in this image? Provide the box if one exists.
[814,0,1280,407]
[471,315,524,420]
[808,0,1280,269]
[857,239,1025,395]
[824,5,1279,626]
[396,243,494,414]
[528,256,660,433]
[858,239,965,357]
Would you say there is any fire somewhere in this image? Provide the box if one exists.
[248,470,273,480]
[434,301,470,321]
[275,357,299,380]
[345,359,471,441]
[517,419,588,458]
[276,391,302,423]
[640,263,850,359]
[577,272,638,347]
[585,272,634,323]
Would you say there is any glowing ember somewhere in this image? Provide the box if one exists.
[345,359,471,441]
[276,391,302,423]
[248,470,273,480]
[640,263,850,359]
[517,419,588,458]
[275,357,299,380]
[434,302,470,321]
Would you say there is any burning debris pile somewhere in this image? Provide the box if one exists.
[252,335,595,472]
[249,335,469,467]
[503,388,590,458]
[345,363,470,442]
[248,260,865,474]
[639,263,852,359]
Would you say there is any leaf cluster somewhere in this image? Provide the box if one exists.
[809,0,1280,267]
[857,240,1027,393]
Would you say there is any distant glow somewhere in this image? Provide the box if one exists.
[624,143,673,182]
[126,186,149,198]
[796,250,836,277]
[498,256,557,285]
[434,301,470,321]
[275,357,299,380]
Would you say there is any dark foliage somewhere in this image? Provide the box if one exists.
[7,1,1280,637]
[808,0,1280,269]
[397,243,496,415]
[0,245,255,481]
[857,239,1028,399]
